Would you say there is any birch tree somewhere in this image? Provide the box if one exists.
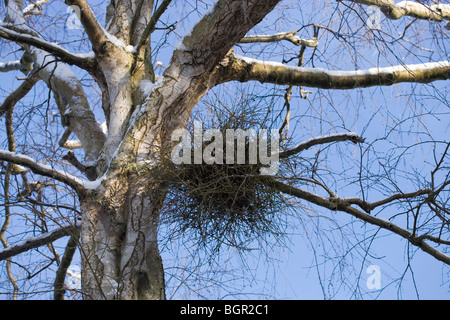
[0,0,449,299]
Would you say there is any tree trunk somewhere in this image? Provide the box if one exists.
[80,167,166,300]
[74,0,284,300]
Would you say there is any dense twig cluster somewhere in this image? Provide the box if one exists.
[159,107,289,252]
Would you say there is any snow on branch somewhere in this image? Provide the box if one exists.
[23,0,49,16]
[0,51,33,74]
[0,149,90,191]
[347,0,450,21]
[279,132,365,158]
[0,25,95,69]
[0,221,80,261]
[219,53,450,89]
[240,31,318,47]
[0,60,22,72]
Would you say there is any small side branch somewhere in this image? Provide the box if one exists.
[62,151,97,181]
[136,0,173,53]
[53,231,80,300]
[344,188,433,213]
[0,222,80,261]
[0,50,32,74]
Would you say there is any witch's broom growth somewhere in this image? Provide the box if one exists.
[158,107,290,251]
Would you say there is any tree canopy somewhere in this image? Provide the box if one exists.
[0,0,449,299]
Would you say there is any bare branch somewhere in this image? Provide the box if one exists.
[0,222,80,261]
[53,231,80,300]
[136,0,172,53]
[218,53,450,88]
[0,74,39,118]
[279,132,365,158]
[271,180,450,265]
[2,0,107,164]
[1,110,19,298]
[345,188,433,213]
[130,0,170,76]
